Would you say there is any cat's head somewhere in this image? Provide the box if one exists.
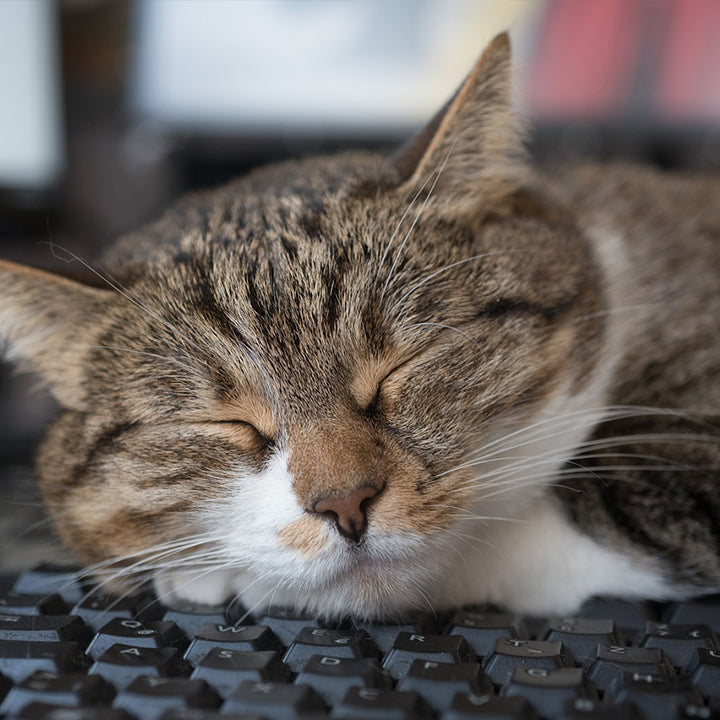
[0,35,608,618]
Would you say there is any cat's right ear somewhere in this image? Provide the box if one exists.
[0,259,115,410]
[386,32,525,217]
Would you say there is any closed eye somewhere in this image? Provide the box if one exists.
[211,419,274,448]
[352,353,422,416]
[364,384,383,416]
[361,366,403,416]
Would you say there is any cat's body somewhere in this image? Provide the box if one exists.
[1,35,718,618]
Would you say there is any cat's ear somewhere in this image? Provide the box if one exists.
[0,259,114,409]
[387,32,524,216]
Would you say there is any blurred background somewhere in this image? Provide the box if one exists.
[1,0,719,570]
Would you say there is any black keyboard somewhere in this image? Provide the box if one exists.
[1,565,720,719]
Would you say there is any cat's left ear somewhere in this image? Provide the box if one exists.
[387,32,525,216]
[0,259,116,409]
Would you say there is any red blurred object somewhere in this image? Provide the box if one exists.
[526,0,720,126]
[656,0,720,120]
[526,0,643,118]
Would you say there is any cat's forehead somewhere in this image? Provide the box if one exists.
[112,152,594,418]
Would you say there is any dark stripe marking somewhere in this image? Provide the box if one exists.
[85,421,138,468]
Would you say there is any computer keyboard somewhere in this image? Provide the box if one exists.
[1,565,719,719]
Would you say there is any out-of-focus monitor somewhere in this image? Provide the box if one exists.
[0,0,63,192]
[131,0,535,137]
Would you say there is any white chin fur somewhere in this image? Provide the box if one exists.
[151,530,449,620]
[151,499,675,619]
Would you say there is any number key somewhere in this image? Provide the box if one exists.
[283,627,380,673]
[86,619,185,660]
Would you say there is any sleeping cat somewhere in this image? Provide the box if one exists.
[1,34,718,620]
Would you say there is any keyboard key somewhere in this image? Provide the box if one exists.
[331,686,433,719]
[86,619,186,659]
[190,648,288,697]
[502,667,598,718]
[484,638,574,685]
[382,632,472,680]
[295,654,392,706]
[12,566,85,605]
[447,610,528,660]
[542,618,618,663]
[161,602,230,638]
[585,644,675,692]
[396,660,491,711]
[559,698,644,718]
[113,676,221,720]
[676,707,720,720]
[687,648,720,705]
[257,607,320,647]
[283,627,380,673]
[89,644,188,689]
[158,711,263,720]
[221,680,325,719]
[0,670,115,716]
[357,614,440,655]
[0,670,10,702]
[608,673,705,720]
[7,561,720,720]
[183,624,282,666]
[222,597,255,628]
[638,621,718,668]
[0,615,91,646]
[71,594,146,632]
[577,598,654,634]
[443,694,539,719]
[0,592,69,617]
[0,641,88,682]
[11,702,133,720]
[664,597,720,632]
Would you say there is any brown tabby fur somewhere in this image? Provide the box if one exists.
[0,34,718,609]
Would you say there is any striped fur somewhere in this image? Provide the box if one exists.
[0,35,718,617]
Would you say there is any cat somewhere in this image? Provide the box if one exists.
[0,33,719,620]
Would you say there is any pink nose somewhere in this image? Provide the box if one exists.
[312,484,381,543]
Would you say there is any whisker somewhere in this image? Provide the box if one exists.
[375,169,438,284]
[380,139,458,303]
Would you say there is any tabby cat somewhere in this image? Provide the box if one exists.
[1,35,719,619]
